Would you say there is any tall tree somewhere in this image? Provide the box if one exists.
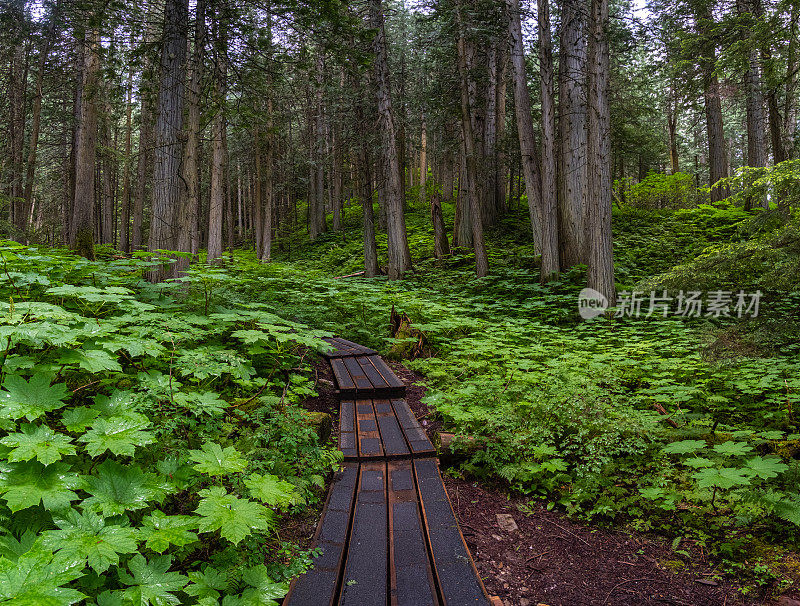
[507,0,542,251]
[370,0,412,279]
[148,0,189,279]
[536,0,560,280]
[69,26,100,259]
[456,0,489,277]
[586,0,616,304]
[558,0,589,267]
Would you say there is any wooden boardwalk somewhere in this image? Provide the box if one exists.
[284,338,491,606]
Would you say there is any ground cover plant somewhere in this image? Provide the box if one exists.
[0,243,341,604]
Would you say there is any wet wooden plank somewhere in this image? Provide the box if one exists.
[284,463,360,606]
[414,458,489,605]
[374,398,410,458]
[356,356,390,389]
[339,401,358,461]
[356,400,384,459]
[388,460,439,606]
[365,355,405,389]
[334,337,378,356]
[339,462,387,606]
[391,399,436,456]
[343,356,373,391]
[331,358,356,391]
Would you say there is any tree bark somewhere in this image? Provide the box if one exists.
[69,27,100,260]
[132,0,159,250]
[370,0,412,279]
[119,54,134,253]
[537,0,560,280]
[23,0,60,242]
[507,0,543,251]
[206,9,227,264]
[456,1,489,278]
[558,0,588,267]
[695,2,729,202]
[586,0,616,305]
[148,0,189,279]
[420,116,428,205]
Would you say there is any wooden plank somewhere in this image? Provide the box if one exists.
[339,461,388,606]
[365,355,405,389]
[284,463,360,606]
[334,337,377,356]
[374,398,410,458]
[339,401,358,460]
[321,337,354,358]
[356,356,390,389]
[343,356,373,391]
[387,460,439,606]
[391,399,436,456]
[413,458,490,605]
[356,400,384,459]
[331,358,356,391]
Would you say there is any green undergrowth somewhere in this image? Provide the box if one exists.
[0,243,341,605]
[234,197,800,591]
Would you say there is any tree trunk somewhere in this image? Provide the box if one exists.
[9,18,27,240]
[586,0,616,306]
[558,0,588,267]
[132,0,159,250]
[420,116,427,205]
[119,56,134,253]
[260,96,274,261]
[456,2,489,278]
[148,0,189,280]
[371,0,412,279]
[537,0,560,280]
[508,0,543,252]
[23,1,60,242]
[70,28,100,260]
[176,0,204,271]
[667,83,680,174]
[206,11,227,264]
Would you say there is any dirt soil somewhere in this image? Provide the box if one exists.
[288,354,799,606]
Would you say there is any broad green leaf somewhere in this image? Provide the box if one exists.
[174,391,227,416]
[244,473,299,507]
[195,486,272,544]
[60,406,100,432]
[185,566,228,600]
[81,460,169,516]
[692,467,752,490]
[744,455,789,479]
[41,510,138,573]
[0,424,75,465]
[662,439,707,455]
[0,461,80,512]
[0,546,85,605]
[78,414,154,457]
[239,565,286,605]
[189,443,247,476]
[119,554,188,606]
[683,456,714,469]
[0,374,68,421]
[712,441,753,457]
[140,511,198,553]
[56,348,122,373]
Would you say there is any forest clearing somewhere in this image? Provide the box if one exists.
[1,0,800,604]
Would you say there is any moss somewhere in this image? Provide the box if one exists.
[74,228,96,261]
[661,559,686,572]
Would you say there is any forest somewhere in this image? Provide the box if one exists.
[1,0,800,603]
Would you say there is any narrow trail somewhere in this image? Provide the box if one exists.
[284,337,494,606]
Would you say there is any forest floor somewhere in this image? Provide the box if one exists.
[296,356,798,606]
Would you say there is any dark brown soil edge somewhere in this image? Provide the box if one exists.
[291,355,800,606]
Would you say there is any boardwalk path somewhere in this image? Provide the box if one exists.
[284,337,493,606]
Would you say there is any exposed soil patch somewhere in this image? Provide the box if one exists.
[444,475,765,606]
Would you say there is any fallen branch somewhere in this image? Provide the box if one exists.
[652,402,680,428]
[333,270,365,279]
